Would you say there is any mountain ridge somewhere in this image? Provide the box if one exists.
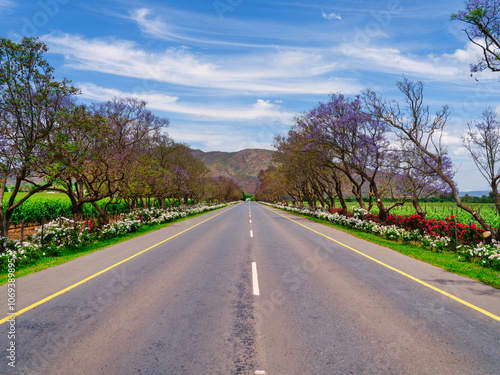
[191,148,275,194]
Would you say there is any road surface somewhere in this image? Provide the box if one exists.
[1,202,499,374]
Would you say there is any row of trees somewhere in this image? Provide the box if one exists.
[0,37,242,236]
[257,0,500,238]
[256,80,454,217]
[257,78,498,232]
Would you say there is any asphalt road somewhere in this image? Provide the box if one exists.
[1,202,499,374]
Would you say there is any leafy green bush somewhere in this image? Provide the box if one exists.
[6,198,131,225]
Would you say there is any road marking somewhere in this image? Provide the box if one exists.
[0,205,237,326]
[255,371,266,374]
[252,262,260,296]
[250,230,254,237]
[250,220,252,224]
[265,206,500,323]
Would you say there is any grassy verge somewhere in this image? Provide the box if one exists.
[0,208,225,285]
[270,206,500,289]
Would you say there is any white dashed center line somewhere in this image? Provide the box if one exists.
[252,262,260,296]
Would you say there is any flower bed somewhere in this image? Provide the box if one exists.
[367,211,484,245]
[263,202,500,271]
[0,203,227,273]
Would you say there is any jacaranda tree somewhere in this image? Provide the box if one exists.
[0,37,79,235]
[296,94,399,220]
[49,97,169,218]
[363,77,500,238]
[452,0,500,73]
[463,107,500,215]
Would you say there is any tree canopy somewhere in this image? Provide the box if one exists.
[452,0,500,73]
[0,37,243,236]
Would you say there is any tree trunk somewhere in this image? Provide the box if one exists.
[329,169,346,213]
[412,197,427,219]
[1,174,52,236]
[305,195,315,208]
[335,187,348,215]
[73,203,84,221]
[91,201,106,217]
[351,184,366,209]
[376,199,389,222]
[367,193,374,212]
[1,214,10,238]
[370,181,389,222]
[491,182,500,216]
[0,174,8,237]
[326,192,335,209]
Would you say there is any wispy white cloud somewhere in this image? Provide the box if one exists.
[168,124,276,152]
[43,31,499,105]
[336,38,500,88]
[44,30,500,108]
[441,130,464,148]
[130,8,175,39]
[79,83,286,151]
[128,7,343,49]
[43,33,363,95]
[129,8,277,49]
[322,10,341,21]
[0,0,16,14]
[338,42,485,81]
[78,83,295,123]
[436,41,500,81]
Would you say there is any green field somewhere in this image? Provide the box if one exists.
[2,193,200,227]
[305,201,500,227]
[3,192,70,200]
[3,192,131,225]
[349,201,496,220]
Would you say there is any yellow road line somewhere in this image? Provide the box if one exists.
[0,205,237,325]
[265,206,500,323]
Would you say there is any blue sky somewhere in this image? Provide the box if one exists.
[1,0,500,192]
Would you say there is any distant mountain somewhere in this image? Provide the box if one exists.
[459,190,491,197]
[191,149,276,193]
